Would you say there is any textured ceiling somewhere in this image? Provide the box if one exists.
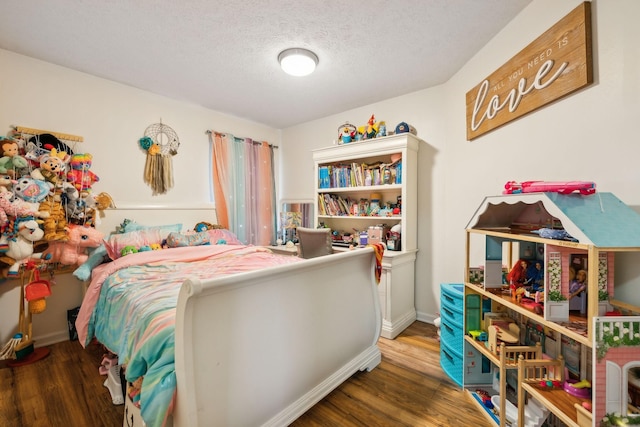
[0,0,531,129]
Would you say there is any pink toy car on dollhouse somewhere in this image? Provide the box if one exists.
[503,180,596,195]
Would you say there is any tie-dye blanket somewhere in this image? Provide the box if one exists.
[76,244,301,427]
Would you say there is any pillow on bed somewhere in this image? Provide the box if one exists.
[122,221,182,238]
[206,228,243,245]
[104,228,163,260]
[166,231,210,248]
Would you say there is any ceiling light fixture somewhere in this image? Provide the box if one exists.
[278,48,318,77]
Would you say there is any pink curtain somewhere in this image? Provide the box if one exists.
[209,132,276,246]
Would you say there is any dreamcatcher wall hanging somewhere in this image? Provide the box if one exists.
[138,121,180,195]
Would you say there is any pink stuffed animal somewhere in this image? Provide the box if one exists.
[0,189,49,224]
[44,224,104,266]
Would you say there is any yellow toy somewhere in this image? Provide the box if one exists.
[38,198,68,241]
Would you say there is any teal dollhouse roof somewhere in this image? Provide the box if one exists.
[466,192,640,248]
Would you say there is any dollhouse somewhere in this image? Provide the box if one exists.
[457,191,640,427]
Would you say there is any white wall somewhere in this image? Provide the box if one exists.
[0,49,280,345]
[281,0,640,322]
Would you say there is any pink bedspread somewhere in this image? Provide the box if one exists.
[76,244,295,347]
[75,244,302,427]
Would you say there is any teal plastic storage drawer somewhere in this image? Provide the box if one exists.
[440,311,464,354]
[440,283,464,386]
[440,339,463,387]
[441,283,464,307]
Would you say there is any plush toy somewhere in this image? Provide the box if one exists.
[3,219,46,277]
[0,139,28,178]
[12,176,53,203]
[67,153,99,192]
[0,190,46,226]
[83,191,115,226]
[0,174,12,192]
[72,244,108,281]
[31,148,69,185]
[60,183,86,224]
[120,245,138,257]
[24,133,74,167]
[43,225,104,266]
[38,199,68,241]
[194,221,223,232]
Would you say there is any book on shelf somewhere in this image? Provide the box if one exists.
[318,158,402,189]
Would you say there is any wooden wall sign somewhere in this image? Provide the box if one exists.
[466,2,593,141]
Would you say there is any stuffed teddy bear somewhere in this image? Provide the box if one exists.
[43,224,104,266]
[31,148,69,185]
[67,153,99,192]
[0,139,28,178]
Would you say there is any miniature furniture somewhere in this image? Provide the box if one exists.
[313,133,421,338]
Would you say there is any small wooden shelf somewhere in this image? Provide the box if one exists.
[520,384,587,427]
[465,283,591,347]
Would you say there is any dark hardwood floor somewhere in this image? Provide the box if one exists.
[0,321,492,427]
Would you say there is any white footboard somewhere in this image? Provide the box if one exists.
[173,248,382,427]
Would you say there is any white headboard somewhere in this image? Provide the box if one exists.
[95,203,218,235]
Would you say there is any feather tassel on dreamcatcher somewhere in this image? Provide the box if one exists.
[138,121,180,195]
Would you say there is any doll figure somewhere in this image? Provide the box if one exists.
[569,269,587,298]
[525,260,544,292]
[507,259,528,288]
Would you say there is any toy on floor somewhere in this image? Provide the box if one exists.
[103,363,124,405]
[0,333,23,360]
[433,316,441,341]
[99,353,118,375]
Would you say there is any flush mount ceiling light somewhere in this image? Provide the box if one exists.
[278,48,318,77]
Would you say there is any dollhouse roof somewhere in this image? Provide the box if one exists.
[466,192,640,248]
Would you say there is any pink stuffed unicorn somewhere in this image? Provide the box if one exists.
[44,224,104,266]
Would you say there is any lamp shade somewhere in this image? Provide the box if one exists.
[278,48,318,76]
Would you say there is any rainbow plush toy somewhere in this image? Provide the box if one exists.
[67,153,100,192]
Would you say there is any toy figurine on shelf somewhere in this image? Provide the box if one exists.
[337,122,356,144]
[365,114,378,139]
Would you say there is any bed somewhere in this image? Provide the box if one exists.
[75,207,382,427]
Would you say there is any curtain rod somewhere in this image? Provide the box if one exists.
[206,129,278,149]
